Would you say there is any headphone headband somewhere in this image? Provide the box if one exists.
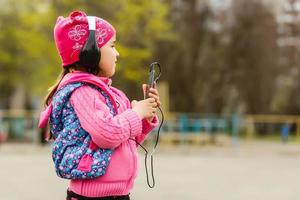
[78,15,100,72]
[87,16,96,31]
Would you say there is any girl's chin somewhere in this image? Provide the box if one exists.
[109,72,115,77]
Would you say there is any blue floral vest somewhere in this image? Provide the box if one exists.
[50,82,116,179]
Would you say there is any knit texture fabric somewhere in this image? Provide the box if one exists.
[38,72,158,197]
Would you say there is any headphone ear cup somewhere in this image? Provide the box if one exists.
[79,30,100,69]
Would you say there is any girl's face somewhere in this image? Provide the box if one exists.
[98,34,119,77]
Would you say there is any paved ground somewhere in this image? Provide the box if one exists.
[1,141,300,200]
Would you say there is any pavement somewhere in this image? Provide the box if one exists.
[1,141,300,200]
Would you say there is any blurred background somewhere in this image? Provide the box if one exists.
[1,0,300,199]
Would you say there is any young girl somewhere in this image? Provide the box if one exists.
[39,10,160,200]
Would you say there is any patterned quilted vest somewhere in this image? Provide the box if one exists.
[50,82,116,179]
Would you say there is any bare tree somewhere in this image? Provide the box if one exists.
[227,0,279,114]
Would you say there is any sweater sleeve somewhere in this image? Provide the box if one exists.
[110,86,159,145]
[135,116,159,144]
[114,88,159,142]
[70,86,142,149]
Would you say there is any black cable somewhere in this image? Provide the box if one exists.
[130,62,164,188]
[130,106,164,188]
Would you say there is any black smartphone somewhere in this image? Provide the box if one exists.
[145,64,156,99]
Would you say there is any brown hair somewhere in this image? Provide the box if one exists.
[44,67,69,106]
[44,63,100,106]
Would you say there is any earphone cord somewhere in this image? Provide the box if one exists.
[130,106,164,188]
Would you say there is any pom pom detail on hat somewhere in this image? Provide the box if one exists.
[54,11,116,67]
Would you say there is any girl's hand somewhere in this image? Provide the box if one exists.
[131,98,157,119]
[143,84,161,107]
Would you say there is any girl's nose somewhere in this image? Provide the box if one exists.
[115,49,120,58]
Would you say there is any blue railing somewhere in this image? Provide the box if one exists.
[0,111,240,144]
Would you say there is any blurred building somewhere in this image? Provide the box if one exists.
[276,0,300,113]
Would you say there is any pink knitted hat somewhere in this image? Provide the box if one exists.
[54,11,116,66]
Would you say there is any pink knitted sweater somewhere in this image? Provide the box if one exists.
[39,71,158,197]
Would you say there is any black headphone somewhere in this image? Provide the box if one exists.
[78,16,101,73]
